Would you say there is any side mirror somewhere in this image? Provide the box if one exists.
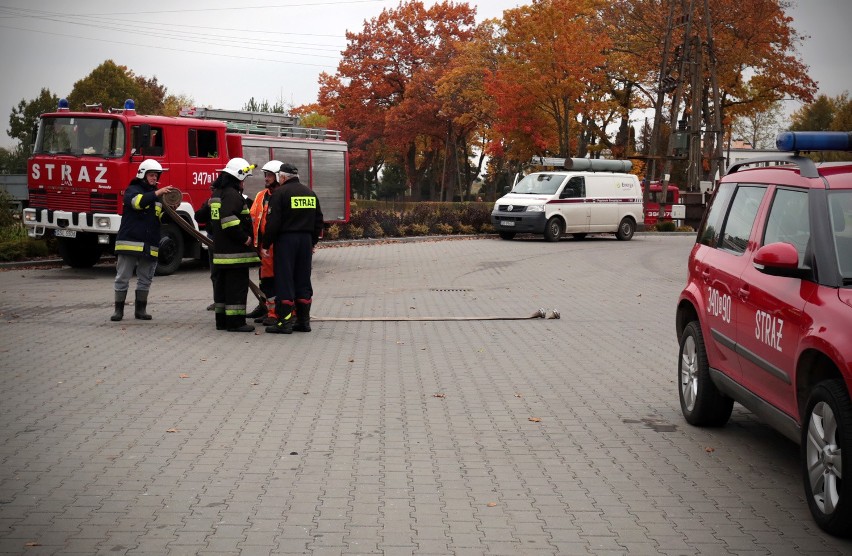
[754,242,803,277]
[503,186,511,194]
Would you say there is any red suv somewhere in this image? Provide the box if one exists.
[676,131,852,536]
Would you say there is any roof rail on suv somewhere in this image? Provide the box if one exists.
[726,131,851,179]
[726,154,818,178]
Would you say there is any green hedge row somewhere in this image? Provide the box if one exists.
[326,201,495,240]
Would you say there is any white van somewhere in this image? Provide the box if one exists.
[490,158,642,242]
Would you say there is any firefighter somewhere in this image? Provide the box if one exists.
[261,162,323,334]
[208,157,261,332]
[110,159,176,321]
[248,160,284,325]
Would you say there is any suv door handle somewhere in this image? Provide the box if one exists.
[738,285,750,300]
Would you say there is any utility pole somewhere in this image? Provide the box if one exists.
[647,0,724,224]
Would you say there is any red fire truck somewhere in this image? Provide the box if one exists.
[642,180,680,227]
[23,100,350,274]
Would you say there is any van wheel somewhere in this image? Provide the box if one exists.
[156,223,184,276]
[499,232,516,240]
[678,321,733,426]
[801,380,852,537]
[544,217,563,242]
[616,217,635,241]
[573,233,587,240]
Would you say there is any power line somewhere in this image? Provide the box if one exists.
[83,0,388,16]
[0,7,350,48]
[0,23,339,69]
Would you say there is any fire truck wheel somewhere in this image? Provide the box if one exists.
[156,223,184,276]
[57,235,102,268]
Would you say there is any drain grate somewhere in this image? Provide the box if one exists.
[430,288,471,292]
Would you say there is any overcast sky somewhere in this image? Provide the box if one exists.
[0,0,849,149]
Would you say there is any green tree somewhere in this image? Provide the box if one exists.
[789,93,851,132]
[242,97,287,113]
[789,92,852,161]
[789,94,837,131]
[0,145,28,174]
[377,163,408,200]
[8,87,59,150]
[162,93,195,117]
[133,74,166,114]
[66,60,165,114]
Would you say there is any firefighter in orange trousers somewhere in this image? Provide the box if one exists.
[260,163,323,334]
[207,158,260,332]
[248,160,283,325]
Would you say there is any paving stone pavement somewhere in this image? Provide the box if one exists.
[1,235,851,555]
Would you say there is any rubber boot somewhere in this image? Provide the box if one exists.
[266,301,294,334]
[247,301,266,320]
[260,298,278,326]
[227,314,255,333]
[134,290,152,320]
[293,301,311,332]
[215,311,227,331]
[111,290,127,321]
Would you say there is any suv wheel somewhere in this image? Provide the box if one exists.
[678,321,734,426]
[802,380,852,537]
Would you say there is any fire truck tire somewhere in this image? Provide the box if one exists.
[499,232,516,240]
[57,236,102,268]
[156,223,184,276]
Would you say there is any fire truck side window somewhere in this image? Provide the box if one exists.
[188,129,218,158]
[131,126,165,157]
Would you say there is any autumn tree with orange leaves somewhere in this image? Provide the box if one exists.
[486,0,611,162]
[317,1,477,200]
[311,0,816,200]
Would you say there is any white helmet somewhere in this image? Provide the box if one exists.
[220,157,255,181]
[136,159,167,179]
[261,160,283,174]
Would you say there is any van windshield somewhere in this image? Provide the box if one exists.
[512,173,564,195]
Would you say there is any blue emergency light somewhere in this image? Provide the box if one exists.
[57,98,69,110]
[776,131,851,152]
[124,99,135,110]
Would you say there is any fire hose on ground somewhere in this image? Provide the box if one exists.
[162,197,560,322]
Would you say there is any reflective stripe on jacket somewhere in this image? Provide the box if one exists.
[115,178,162,260]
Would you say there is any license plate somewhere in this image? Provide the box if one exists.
[501,220,515,227]
[55,229,77,238]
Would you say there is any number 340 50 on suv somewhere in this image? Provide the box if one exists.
[676,131,852,537]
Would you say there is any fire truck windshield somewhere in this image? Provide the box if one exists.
[34,117,126,158]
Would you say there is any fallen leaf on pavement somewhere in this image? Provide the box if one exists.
[528,417,541,423]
